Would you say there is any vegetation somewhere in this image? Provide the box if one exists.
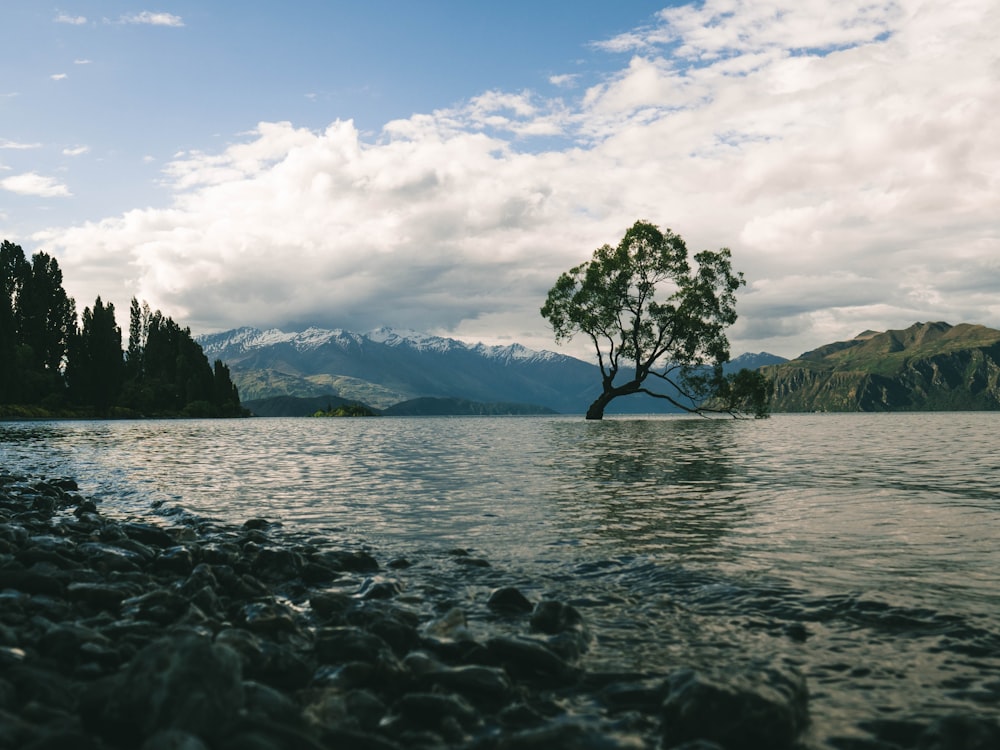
[0,240,243,418]
[541,220,770,420]
[762,321,1000,412]
[311,403,378,417]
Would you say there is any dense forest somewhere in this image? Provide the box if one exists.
[1,240,243,417]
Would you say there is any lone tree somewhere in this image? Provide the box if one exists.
[541,220,770,420]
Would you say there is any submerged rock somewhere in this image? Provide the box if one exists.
[660,661,809,750]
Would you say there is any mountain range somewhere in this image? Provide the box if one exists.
[761,321,1000,411]
[197,326,785,415]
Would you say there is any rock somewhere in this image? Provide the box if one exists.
[236,599,300,636]
[495,721,647,749]
[315,549,380,573]
[66,581,129,613]
[660,662,809,750]
[529,600,585,634]
[120,589,192,626]
[315,626,397,666]
[917,715,1000,750]
[0,569,65,597]
[385,692,479,732]
[121,522,175,549]
[420,665,514,709]
[309,591,353,620]
[483,637,581,686]
[488,586,534,615]
[89,634,244,745]
[154,546,195,576]
[252,546,302,582]
[141,729,211,750]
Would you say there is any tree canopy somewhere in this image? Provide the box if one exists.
[1,240,244,418]
[540,220,770,419]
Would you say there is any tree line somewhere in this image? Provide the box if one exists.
[1,240,243,417]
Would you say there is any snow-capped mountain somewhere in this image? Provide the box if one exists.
[197,326,782,414]
[197,326,604,413]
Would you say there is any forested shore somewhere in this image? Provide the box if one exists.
[1,241,242,418]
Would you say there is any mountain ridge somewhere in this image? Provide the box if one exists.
[199,326,785,414]
[762,321,1000,411]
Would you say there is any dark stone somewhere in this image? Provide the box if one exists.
[90,634,244,744]
[236,599,300,636]
[154,546,195,576]
[243,680,303,725]
[316,626,397,666]
[77,542,144,573]
[316,549,380,573]
[421,665,514,709]
[121,522,175,549]
[309,591,353,620]
[301,561,338,584]
[121,589,192,625]
[360,579,402,600]
[495,721,647,749]
[530,600,585,635]
[660,662,810,750]
[0,569,65,597]
[917,715,1000,750]
[488,586,534,615]
[242,518,275,531]
[483,637,581,686]
[67,581,129,613]
[347,606,421,656]
[597,678,670,714]
[387,692,479,731]
[252,546,302,582]
[140,729,210,750]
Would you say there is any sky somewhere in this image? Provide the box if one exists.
[1,1,998,361]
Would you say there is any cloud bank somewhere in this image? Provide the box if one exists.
[35,0,1000,359]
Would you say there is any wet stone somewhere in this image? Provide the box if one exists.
[89,633,244,745]
[154,546,195,576]
[488,586,534,615]
[660,661,810,750]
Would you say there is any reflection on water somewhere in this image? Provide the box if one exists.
[542,419,748,556]
[2,413,1000,739]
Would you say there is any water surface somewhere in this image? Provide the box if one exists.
[2,413,998,744]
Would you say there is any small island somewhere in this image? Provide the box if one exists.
[311,404,378,417]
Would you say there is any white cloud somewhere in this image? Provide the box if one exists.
[74,59,93,65]
[549,74,579,88]
[120,11,184,27]
[0,139,41,150]
[54,14,87,25]
[2,173,71,197]
[51,74,68,81]
[35,0,1000,359]
[63,145,90,156]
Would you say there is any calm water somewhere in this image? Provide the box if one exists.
[2,413,998,743]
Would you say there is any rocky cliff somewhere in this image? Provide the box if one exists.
[761,322,1000,411]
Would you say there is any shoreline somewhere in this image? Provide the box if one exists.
[1,469,995,749]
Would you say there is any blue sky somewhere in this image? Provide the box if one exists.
[2,1,998,359]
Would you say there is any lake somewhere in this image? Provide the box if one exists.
[2,412,998,744]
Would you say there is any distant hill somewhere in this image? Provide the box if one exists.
[761,322,1000,411]
[198,326,778,415]
[382,397,557,416]
[242,394,366,417]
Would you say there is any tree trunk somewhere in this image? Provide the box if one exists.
[585,391,616,420]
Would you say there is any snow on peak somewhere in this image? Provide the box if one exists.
[200,324,569,363]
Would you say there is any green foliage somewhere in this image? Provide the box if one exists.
[311,403,377,417]
[66,297,124,411]
[1,242,76,405]
[541,220,767,419]
[0,237,245,418]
